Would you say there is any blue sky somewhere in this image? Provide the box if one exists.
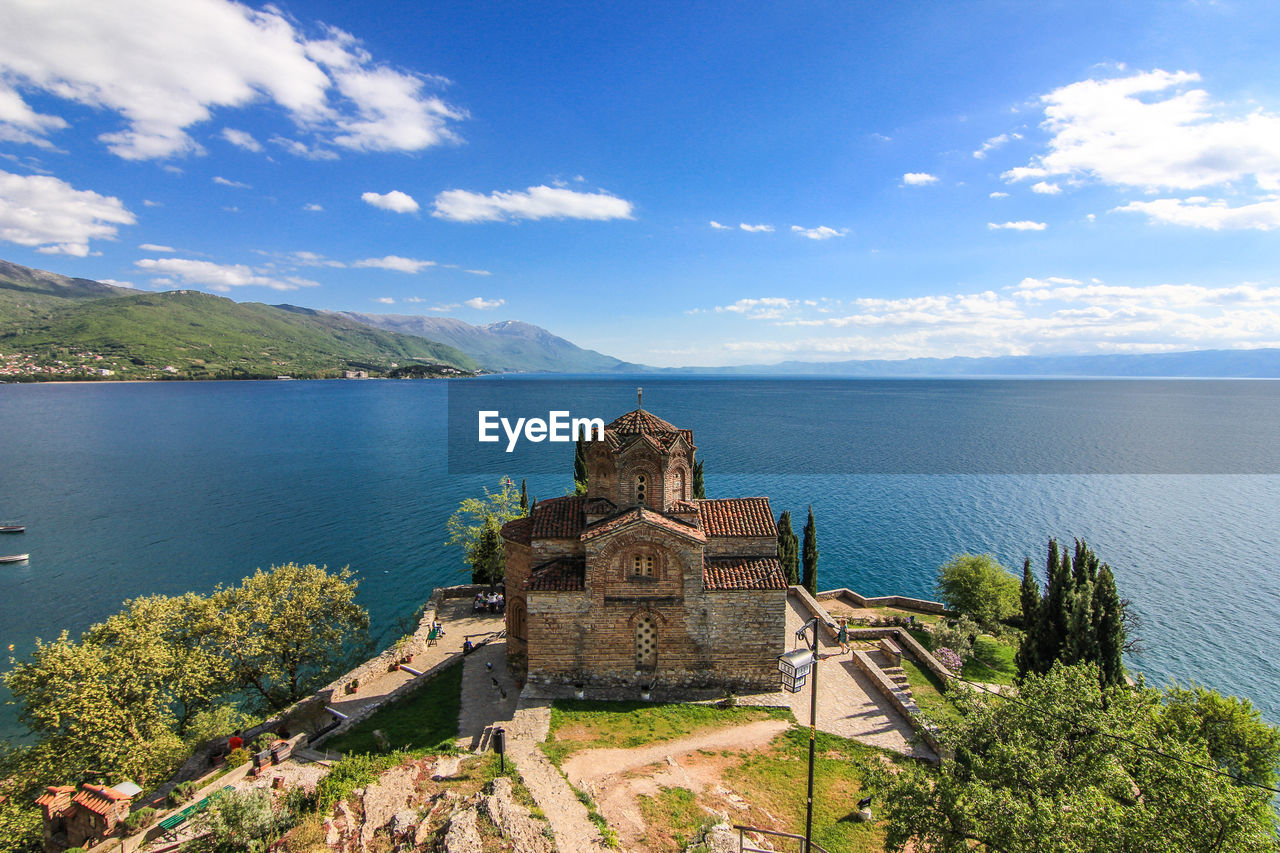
[2,0,1280,366]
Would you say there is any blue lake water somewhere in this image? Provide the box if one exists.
[1,377,1278,740]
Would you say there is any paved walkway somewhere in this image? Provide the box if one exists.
[325,597,503,721]
[784,596,935,759]
[455,639,610,852]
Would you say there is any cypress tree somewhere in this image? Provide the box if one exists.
[1092,564,1126,686]
[472,515,504,587]
[573,439,588,494]
[692,459,706,500]
[776,511,799,585]
[519,479,529,513]
[1038,538,1072,669]
[1073,538,1099,586]
[801,506,819,594]
[1066,580,1097,665]
[1016,557,1042,676]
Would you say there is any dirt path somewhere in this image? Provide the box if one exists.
[562,718,790,786]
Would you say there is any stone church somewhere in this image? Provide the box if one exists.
[501,403,787,692]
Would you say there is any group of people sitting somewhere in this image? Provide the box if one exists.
[474,590,505,613]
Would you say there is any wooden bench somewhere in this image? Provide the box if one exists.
[157,785,234,837]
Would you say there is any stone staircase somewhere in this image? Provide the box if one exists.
[882,664,911,691]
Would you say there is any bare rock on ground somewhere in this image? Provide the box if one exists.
[690,821,747,853]
[483,776,555,853]
[443,806,483,853]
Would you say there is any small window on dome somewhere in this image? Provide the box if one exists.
[632,553,654,577]
[636,473,646,505]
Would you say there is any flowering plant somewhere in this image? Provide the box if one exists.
[934,647,964,673]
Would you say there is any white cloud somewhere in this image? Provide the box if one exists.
[283,250,344,268]
[373,296,395,304]
[790,225,847,240]
[714,297,797,320]
[98,278,137,289]
[270,135,339,161]
[739,223,774,233]
[1114,197,1280,231]
[973,132,1021,159]
[302,202,323,211]
[220,128,261,151]
[902,172,938,186]
[139,243,176,252]
[464,268,491,276]
[464,296,504,310]
[0,170,134,256]
[989,191,1010,199]
[354,255,436,273]
[427,302,460,312]
[1004,69,1280,194]
[706,277,1280,362]
[361,190,419,213]
[1031,181,1061,195]
[432,185,633,223]
[213,176,250,188]
[988,220,1047,231]
[709,220,731,230]
[135,257,319,291]
[0,0,464,159]
[143,199,162,207]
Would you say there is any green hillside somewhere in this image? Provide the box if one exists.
[0,277,479,380]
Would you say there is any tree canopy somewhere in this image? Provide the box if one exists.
[871,663,1280,853]
[935,553,1019,629]
[445,477,526,581]
[801,506,819,594]
[776,510,799,585]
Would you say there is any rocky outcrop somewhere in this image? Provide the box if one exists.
[483,776,556,853]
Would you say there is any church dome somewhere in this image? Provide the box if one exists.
[606,408,679,435]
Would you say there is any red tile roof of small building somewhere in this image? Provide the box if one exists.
[669,499,699,514]
[697,497,777,538]
[500,514,533,545]
[34,786,74,808]
[581,506,706,542]
[526,557,586,591]
[703,557,788,590]
[73,784,129,816]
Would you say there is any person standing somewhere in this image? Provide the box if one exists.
[836,618,850,654]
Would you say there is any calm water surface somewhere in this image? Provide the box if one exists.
[1,377,1278,739]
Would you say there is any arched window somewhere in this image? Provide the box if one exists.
[636,473,646,506]
[675,469,686,501]
[632,553,654,577]
[635,616,657,669]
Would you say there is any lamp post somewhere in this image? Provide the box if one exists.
[778,617,820,853]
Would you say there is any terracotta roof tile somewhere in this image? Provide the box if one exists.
[669,499,699,514]
[34,786,74,808]
[529,495,585,538]
[73,784,128,816]
[607,408,679,434]
[697,497,777,538]
[526,557,585,591]
[500,515,532,545]
[703,557,788,590]
[582,506,706,542]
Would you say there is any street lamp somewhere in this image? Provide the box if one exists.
[778,617,820,852]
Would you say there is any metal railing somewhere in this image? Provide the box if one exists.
[734,825,832,853]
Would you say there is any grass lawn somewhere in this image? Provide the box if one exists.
[541,699,793,765]
[961,634,1019,686]
[323,659,463,755]
[900,658,961,728]
[732,728,887,853]
[636,786,717,852]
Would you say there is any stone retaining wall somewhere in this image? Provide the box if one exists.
[851,650,943,759]
[817,587,952,615]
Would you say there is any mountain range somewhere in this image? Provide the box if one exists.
[3,257,1280,378]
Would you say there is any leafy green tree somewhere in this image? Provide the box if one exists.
[212,563,370,711]
[573,440,588,494]
[446,478,525,572]
[934,554,1019,629]
[776,511,799,585]
[1160,685,1280,788]
[692,459,705,500]
[870,663,1280,853]
[801,506,819,594]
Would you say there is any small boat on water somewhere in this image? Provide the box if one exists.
[0,554,29,564]
[0,525,24,534]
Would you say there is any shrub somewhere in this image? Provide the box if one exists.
[934,647,964,673]
[169,780,200,807]
[123,807,157,834]
[931,615,979,663]
[227,747,251,767]
[936,554,1020,629]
